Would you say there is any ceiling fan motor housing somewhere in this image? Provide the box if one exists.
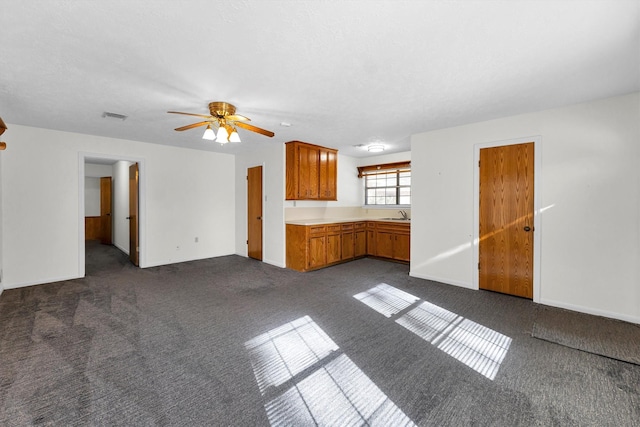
[209,102,236,118]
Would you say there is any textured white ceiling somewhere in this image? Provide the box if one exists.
[1,0,638,157]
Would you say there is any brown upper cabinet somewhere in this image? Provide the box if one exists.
[286,141,338,200]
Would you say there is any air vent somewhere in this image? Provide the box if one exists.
[102,112,128,121]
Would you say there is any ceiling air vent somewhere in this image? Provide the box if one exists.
[102,112,128,121]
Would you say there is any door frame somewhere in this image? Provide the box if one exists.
[78,152,146,277]
[472,136,542,303]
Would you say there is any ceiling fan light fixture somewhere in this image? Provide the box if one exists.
[368,144,385,153]
[202,124,215,140]
[216,126,229,143]
[229,129,241,143]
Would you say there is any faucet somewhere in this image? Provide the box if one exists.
[398,210,408,220]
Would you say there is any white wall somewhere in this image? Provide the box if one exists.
[410,92,640,323]
[2,124,236,288]
[85,163,113,178]
[113,160,133,254]
[356,151,411,167]
[84,177,100,216]
[234,144,286,267]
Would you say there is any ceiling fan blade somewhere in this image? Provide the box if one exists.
[168,111,213,119]
[174,121,212,131]
[0,116,6,136]
[226,114,250,122]
[235,121,275,137]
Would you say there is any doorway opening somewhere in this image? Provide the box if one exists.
[79,153,145,278]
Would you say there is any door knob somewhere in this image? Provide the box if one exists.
[523,226,531,232]
[257,216,262,220]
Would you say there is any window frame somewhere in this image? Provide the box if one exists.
[358,161,411,208]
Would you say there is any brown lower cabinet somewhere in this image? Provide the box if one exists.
[372,221,411,262]
[286,220,410,272]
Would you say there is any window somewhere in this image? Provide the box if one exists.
[358,161,411,206]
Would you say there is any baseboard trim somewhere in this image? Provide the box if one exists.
[4,274,83,290]
[263,258,286,269]
[409,271,475,290]
[114,243,129,255]
[539,298,640,325]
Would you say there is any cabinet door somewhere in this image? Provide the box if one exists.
[393,233,411,262]
[326,150,337,199]
[319,149,337,200]
[308,235,326,268]
[367,229,376,255]
[341,231,354,260]
[355,230,366,257]
[327,232,342,264]
[376,231,394,258]
[299,144,319,199]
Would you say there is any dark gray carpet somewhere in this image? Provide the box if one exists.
[532,305,640,366]
[1,241,639,426]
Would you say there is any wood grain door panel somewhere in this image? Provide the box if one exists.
[327,233,341,264]
[247,166,263,260]
[129,163,139,266]
[355,230,366,257]
[299,144,319,199]
[308,235,326,269]
[341,231,354,260]
[99,177,112,245]
[319,149,337,200]
[376,231,394,258]
[479,142,534,299]
[394,233,411,262]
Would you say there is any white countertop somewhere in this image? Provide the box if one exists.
[285,217,411,225]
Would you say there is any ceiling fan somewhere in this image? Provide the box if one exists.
[168,101,275,144]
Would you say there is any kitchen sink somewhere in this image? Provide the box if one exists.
[379,217,410,221]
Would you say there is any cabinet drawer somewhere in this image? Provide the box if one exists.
[354,222,366,229]
[376,223,410,233]
[341,223,354,231]
[327,224,341,232]
[309,225,327,234]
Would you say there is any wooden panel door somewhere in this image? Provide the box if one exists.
[247,166,263,260]
[479,142,534,299]
[367,224,376,255]
[299,144,319,199]
[354,230,366,257]
[341,229,354,260]
[394,233,411,262]
[326,150,337,199]
[99,177,112,245]
[319,148,337,200]
[308,235,326,269]
[129,163,139,266]
[376,231,394,258]
[327,231,342,264]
